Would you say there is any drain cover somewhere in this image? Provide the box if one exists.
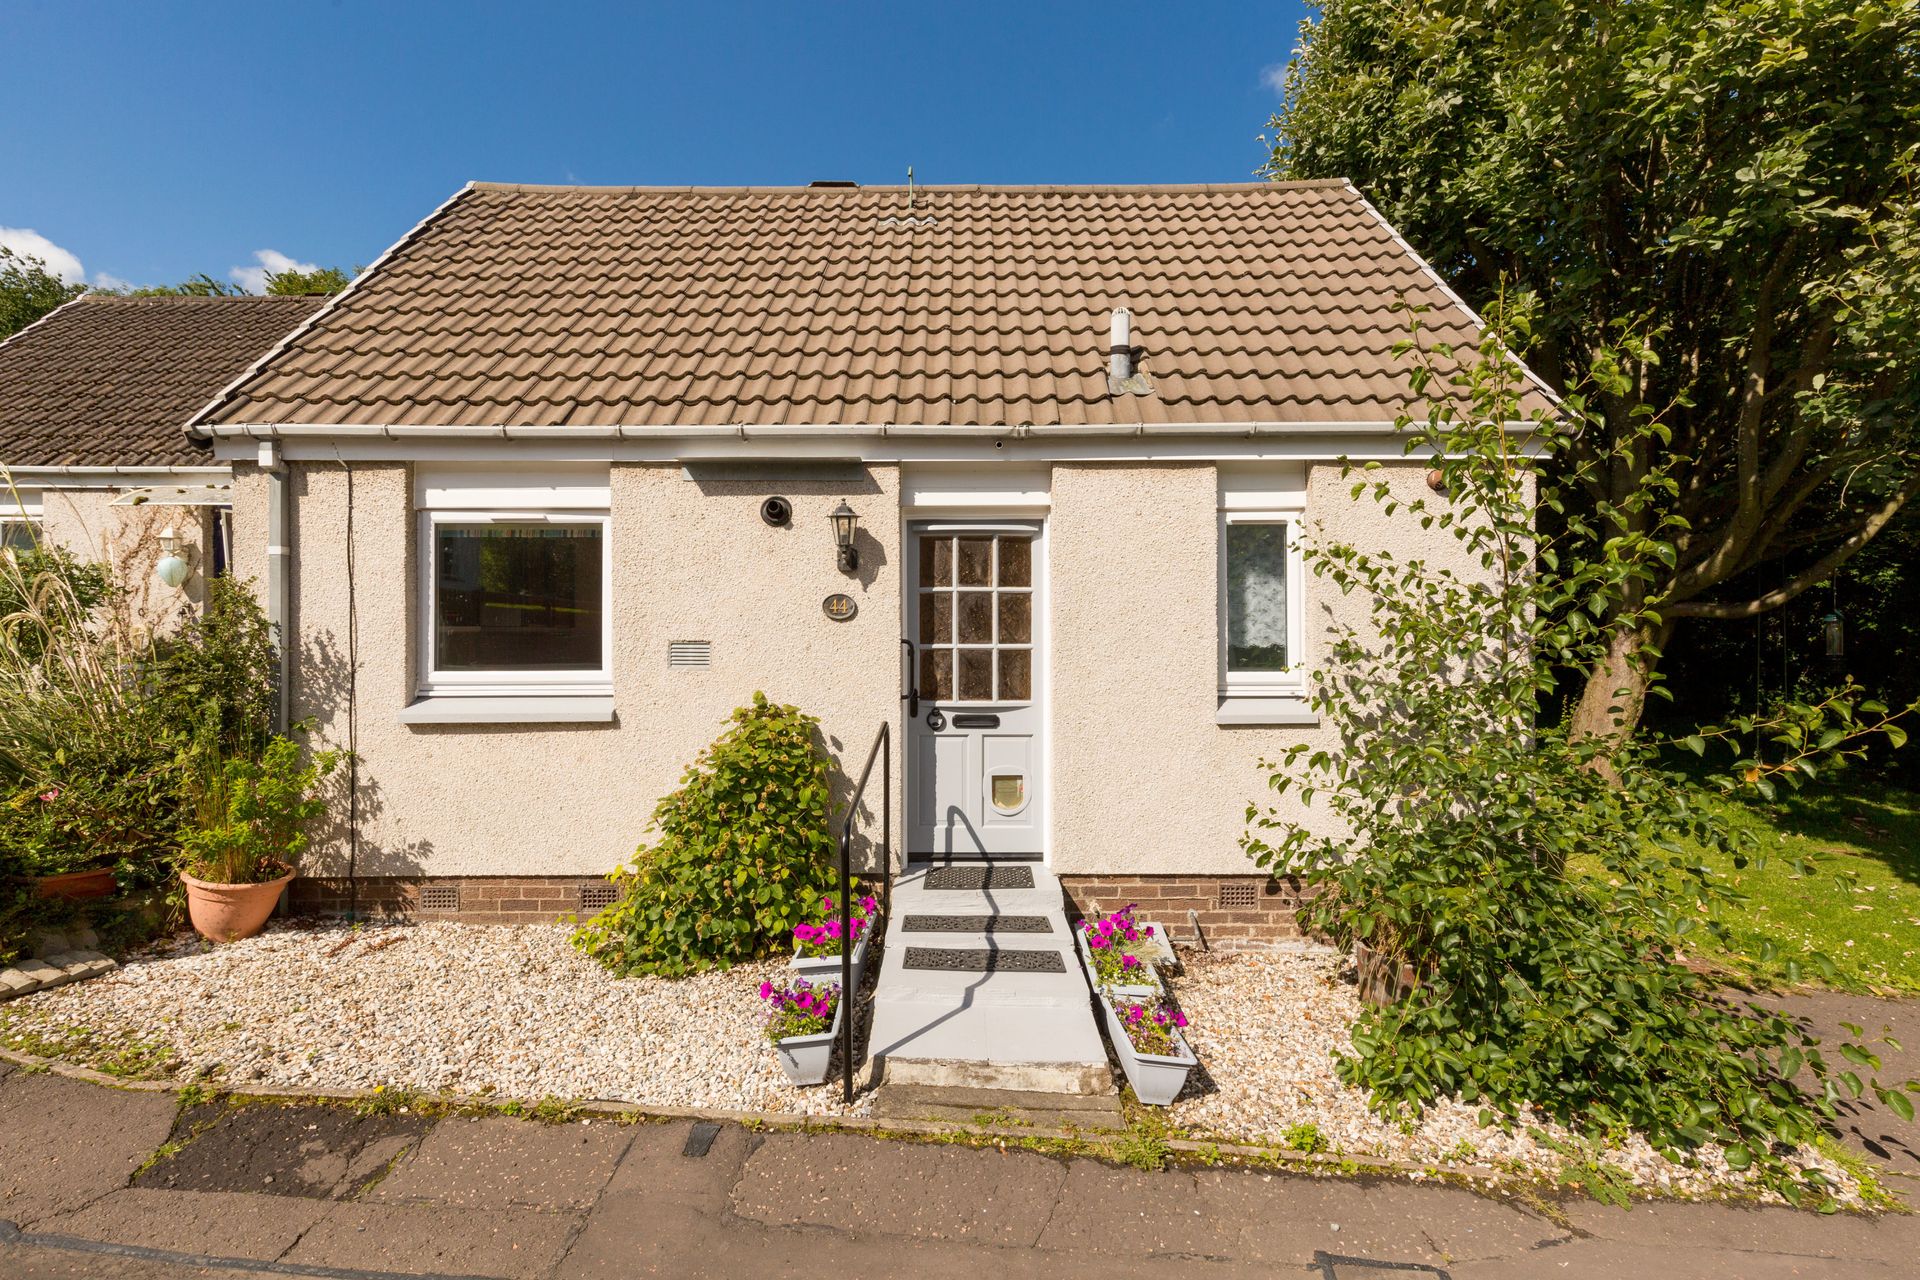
[1310,1255,1452,1280]
[903,914,1051,933]
[922,866,1034,890]
[902,947,1064,973]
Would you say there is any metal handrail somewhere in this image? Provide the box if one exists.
[836,721,890,1104]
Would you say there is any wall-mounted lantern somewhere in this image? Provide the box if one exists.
[155,526,191,589]
[830,501,859,573]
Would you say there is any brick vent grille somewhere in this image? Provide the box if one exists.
[418,885,460,912]
[579,883,619,912]
[1218,883,1259,910]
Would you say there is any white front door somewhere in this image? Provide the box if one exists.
[906,522,1044,859]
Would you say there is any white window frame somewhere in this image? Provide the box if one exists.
[415,508,613,699]
[1218,508,1306,698]
[1,492,44,554]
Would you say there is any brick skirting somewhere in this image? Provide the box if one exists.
[1057,874,1312,951]
[289,876,616,925]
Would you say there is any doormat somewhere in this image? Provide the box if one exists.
[922,866,1035,890]
[902,947,1065,973]
[902,914,1052,933]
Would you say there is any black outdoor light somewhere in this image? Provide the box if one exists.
[830,501,859,573]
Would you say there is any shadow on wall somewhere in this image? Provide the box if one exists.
[682,462,891,591]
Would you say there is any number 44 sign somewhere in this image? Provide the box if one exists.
[822,592,858,622]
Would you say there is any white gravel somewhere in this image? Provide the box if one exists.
[0,919,868,1118]
[1164,949,1863,1203]
[0,921,1867,1202]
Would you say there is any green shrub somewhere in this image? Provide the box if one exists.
[144,576,278,758]
[177,735,341,884]
[573,692,837,977]
[1247,313,1917,1206]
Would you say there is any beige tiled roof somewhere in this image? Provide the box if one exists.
[199,182,1554,430]
[0,294,325,466]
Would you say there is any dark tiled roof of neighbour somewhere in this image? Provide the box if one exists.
[0,294,325,467]
[198,181,1555,430]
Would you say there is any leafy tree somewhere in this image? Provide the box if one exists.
[1267,0,1920,744]
[1247,313,1917,1205]
[264,265,352,295]
[0,247,84,339]
[122,274,247,298]
[572,693,838,977]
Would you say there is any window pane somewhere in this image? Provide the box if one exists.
[919,536,951,587]
[998,538,1031,587]
[957,537,993,586]
[920,648,952,700]
[997,592,1031,644]
[956,591,993,643]
[998,649,1031,701]
[1226,523,1289,672]
[1,521,40,553]
[435,523,602,671]
[957,649,993,700]
[918,592,951,644]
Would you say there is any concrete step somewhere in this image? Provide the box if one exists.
[873,1083,1127,1132]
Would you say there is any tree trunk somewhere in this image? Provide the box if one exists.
[1569,622,1671,750]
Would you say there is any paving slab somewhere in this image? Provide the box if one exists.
[1770,989,1920,1179]
[0,1236,285,1279]
[370,1115,631,1210]
[134,1100,431,1199]
[284,1200,581,1279]
[597,1119,756,1209]
[32,1187,327,1258]
[0,1069,178,1226]
[1452,1235,1909,1279]
[1561,1198,1920,1267]
[729,1129,1068,1245]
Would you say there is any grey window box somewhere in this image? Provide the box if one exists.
[1098,996,1197,1106]
[771,997,844,1087]
[789,932,871,993]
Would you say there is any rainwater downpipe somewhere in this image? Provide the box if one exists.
[261,441,291,735]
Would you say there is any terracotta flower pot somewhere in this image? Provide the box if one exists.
[31,867,117,902]
[181,866,294,943]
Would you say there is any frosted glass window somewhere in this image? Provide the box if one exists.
[1226,523,1289,672]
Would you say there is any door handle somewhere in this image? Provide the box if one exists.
[900,638,919,719]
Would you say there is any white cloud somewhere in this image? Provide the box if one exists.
[229,248,320,295]
[0,227,85,284]
[91,271,135,293]
[1260,63,1289,96]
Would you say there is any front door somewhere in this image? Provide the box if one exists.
[907,523,1044,859]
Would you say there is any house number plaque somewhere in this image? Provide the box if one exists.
[821,592,858,622]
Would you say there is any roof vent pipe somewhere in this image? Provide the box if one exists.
[1109,307,1132,382]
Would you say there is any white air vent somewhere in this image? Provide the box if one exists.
[419,884,459,912]
[579,883,619,912]
[668,641,711,668]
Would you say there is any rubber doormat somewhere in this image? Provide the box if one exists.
[902,914,1052,933]
[1311,1254,1451,1280]
[922,866,1034,890]
[902,947,1065,973]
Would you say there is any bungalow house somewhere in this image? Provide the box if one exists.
[185,181,1553,945]
[0,294,325,625]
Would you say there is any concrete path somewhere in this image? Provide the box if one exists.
[3,1067,1919,1279]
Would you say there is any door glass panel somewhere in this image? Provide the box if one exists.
[998,538,1031,587]
[957,592,993,644]
[998,649,1031,701]
[1226,523,1290,671]
[920,536,952,587]
[957,537,993,586]
[957,649,993,700]
[997,593,1031,644]
[920,648,953,700]
[918,593,951,644]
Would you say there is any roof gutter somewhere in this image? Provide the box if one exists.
[193,420,1538,441]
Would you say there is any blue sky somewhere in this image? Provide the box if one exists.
[1,1,1312,292]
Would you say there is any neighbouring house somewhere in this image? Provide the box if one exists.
[0,294,326,626]
[184,181,1553,945]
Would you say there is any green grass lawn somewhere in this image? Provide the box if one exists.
[1683,773,1920,994]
